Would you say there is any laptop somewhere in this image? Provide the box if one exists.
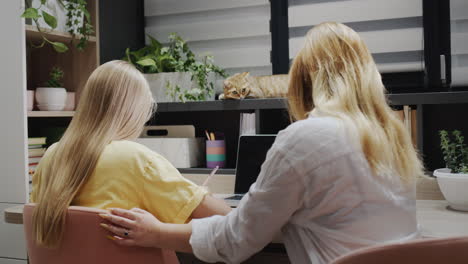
[224,135,276,206]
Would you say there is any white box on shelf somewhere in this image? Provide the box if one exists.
[135,125,205,168]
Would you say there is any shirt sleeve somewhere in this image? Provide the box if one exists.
[138,152,208,224]
[189,133,306,263]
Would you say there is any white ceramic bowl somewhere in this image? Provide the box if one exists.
[37,104,65,111]
[434,168,468,211]
[35,87,67,106]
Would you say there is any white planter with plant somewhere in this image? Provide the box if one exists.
[125,34,226,102]
[434,130,468,211]
[35,67,67,111]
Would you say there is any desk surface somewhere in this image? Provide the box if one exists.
[5,200,468,239]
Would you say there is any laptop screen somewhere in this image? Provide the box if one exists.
[234,135,276,193]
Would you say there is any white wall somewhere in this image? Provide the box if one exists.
[144,0,272,78]
[0,0,29,261]
[451,0,468,86]
[288,0,424,73]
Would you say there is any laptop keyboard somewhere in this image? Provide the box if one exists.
[225,194,244,200]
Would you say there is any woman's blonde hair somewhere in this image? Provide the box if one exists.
[288,22,424,182]
[32,60,155,248]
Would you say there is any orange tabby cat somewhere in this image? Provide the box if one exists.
[219,72,289,99]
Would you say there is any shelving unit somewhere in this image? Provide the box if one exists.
[25,0,100,196]
[25,24,98,43]
[155,91,468,112]
[28,111,74,117]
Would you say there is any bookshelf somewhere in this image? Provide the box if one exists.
[25,0,100,203]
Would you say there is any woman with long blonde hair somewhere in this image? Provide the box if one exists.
[101,23,424,263]
[31,60,230,248]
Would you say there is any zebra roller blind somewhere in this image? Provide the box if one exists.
[451,0,468,86]
[144,0,273,79]
[288,0,424,74]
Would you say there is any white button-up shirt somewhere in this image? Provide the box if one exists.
[190,114,419,264]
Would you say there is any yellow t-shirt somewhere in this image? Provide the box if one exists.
[31,140,207,224]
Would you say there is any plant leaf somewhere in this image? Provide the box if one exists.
[41,0,47,5]
[21,8,40,19]
[136,58,156,67]
[49,41,68,53]
[42,10,57,29]
[147,35,162,50]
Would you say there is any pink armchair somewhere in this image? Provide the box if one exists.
[23,204,179,264]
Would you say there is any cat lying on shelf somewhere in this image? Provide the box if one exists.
[219,72,289,100]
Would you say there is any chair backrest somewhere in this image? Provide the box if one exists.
[332,236,468,264]
[23,204,179,264]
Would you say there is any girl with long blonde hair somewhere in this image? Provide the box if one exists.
[31,60,230,248]
[101,23,424,264]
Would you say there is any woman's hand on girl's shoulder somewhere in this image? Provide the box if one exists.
[100,207,163,248]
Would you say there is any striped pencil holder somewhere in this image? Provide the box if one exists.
[206,140,226,168]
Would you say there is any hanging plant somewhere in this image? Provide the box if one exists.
[64,0,94,51]
[21,0,94,52]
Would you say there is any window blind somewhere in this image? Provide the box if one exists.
[144,0,273,78]
[288,0,424,74]
[451,0,468,86]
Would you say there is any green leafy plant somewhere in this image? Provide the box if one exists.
[64,0,94,51]
[21,0,94,52]
[439,130,468,173]
[124,33,227,102]
[44,67,64,87]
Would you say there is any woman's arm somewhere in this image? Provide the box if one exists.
[101,207,193,252]
[190,194,232,218]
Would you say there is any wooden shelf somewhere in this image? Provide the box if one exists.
[156,91,468,112]
[28,111,74,117]
[25,24,97,43]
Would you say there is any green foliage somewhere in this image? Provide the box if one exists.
[439,130,468,174]
[64,0,94,51]
[21,8,41,19]
[22,0,94,53]
[124,33,227,102]
[42,10,57,28]
[44,67,64,87]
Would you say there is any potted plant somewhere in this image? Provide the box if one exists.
[434,130,468,211]
[35,67,67,111]
[124,33,226,102]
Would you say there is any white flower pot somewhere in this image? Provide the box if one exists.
[144,72,217,103]
[35,87,67,111]
[434,168,468,211]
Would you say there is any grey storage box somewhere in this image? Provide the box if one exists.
[135,125,205,168]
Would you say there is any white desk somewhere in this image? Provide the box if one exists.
[6,200,468,239]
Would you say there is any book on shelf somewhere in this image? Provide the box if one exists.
[28,137,47,179]
[28,147,46,157]
[28,137,46,146]
[239,113,256,135]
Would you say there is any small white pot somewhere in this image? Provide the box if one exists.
[64,92,75,111]
[434,168,468,211]
[26,90,34,111]
[35,88,67,110]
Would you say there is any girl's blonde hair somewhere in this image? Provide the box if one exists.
[32,60,155,248]
[288,22,424,182]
